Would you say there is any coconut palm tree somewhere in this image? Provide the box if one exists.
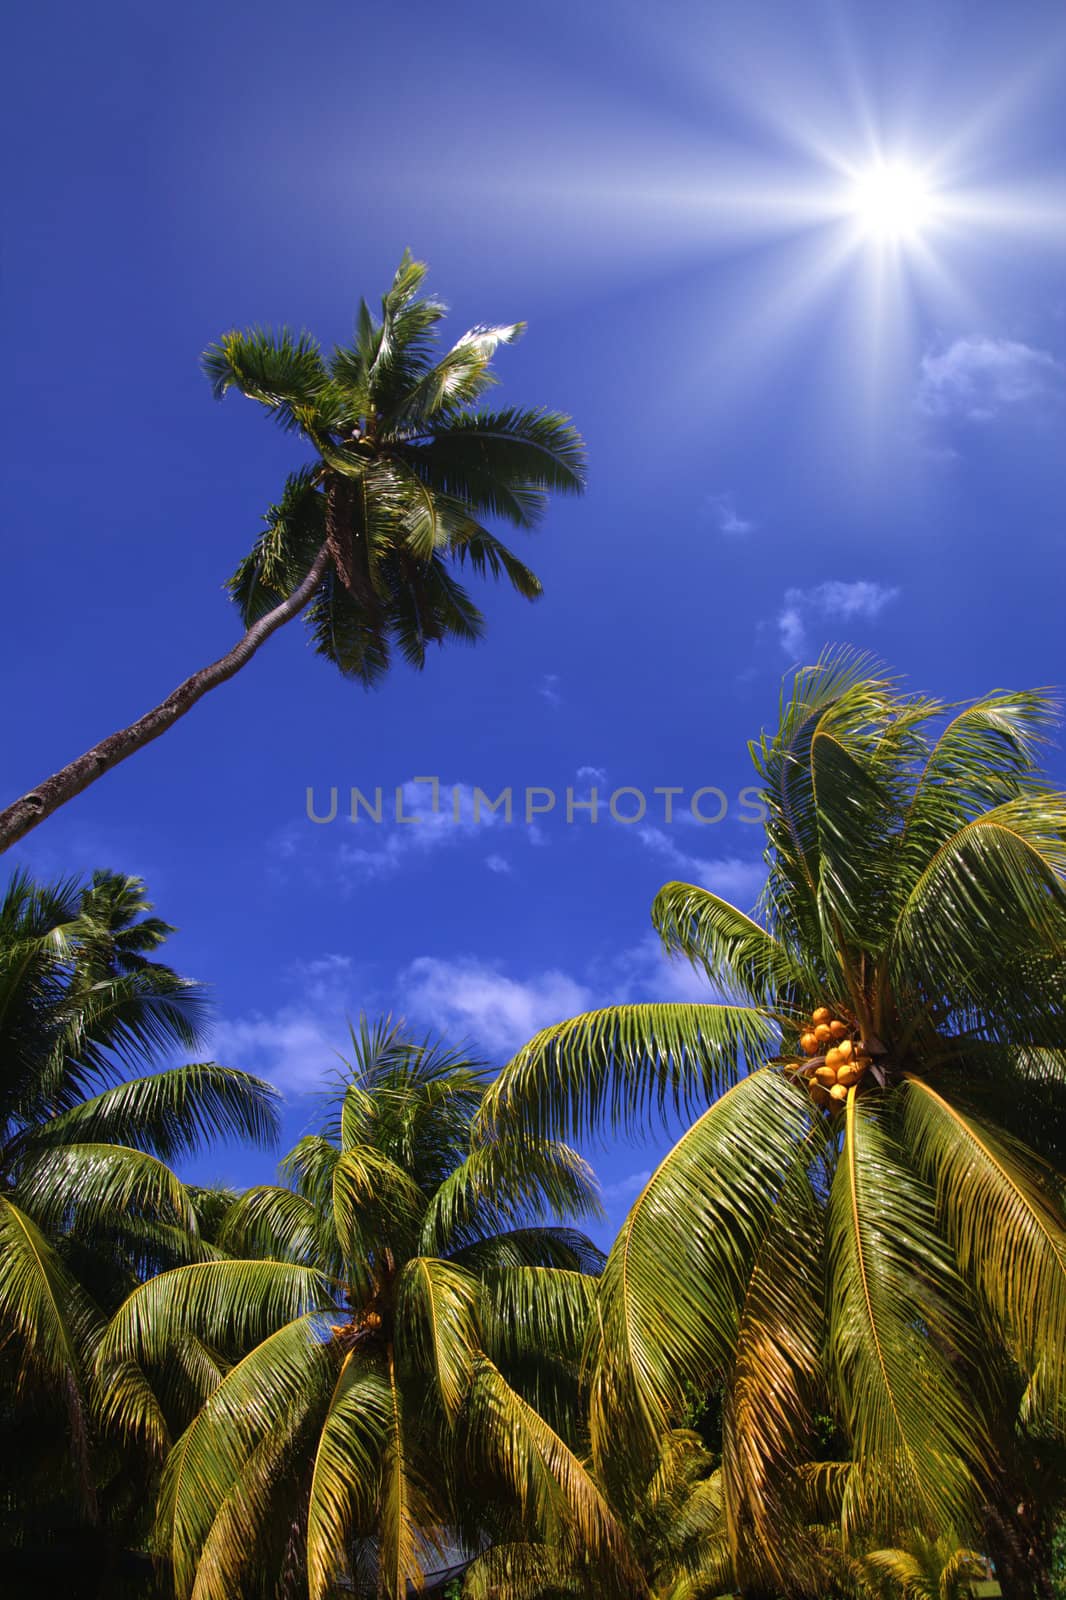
[0,867,278,1592]
[100,1018,629,1600]
[480,652,1066,1597]
[0,252,586,852]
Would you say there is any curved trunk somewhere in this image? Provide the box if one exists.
[0,545,331,854]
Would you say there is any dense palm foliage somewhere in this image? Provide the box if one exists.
[207,250,586,681]
[464,1428,734,1600]
[0,869,278,1592]
[0,252,586,852]
[482,652,1066,1595]
[101,1020,625,1600]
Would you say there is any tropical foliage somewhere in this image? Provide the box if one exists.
[5,655,1066,1599]
[100,1019,622,1600]
[0,869,277,1592]
[483,651,1066,1595]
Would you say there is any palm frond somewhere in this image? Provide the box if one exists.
[481,1003,779,1144]
[590,1070,813,1463]
[826,1089,983,1539]
[903,1074,1066,1430]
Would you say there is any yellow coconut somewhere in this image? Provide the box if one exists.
[800,1031,819,1056]
[828,1084,848,1103]
[811,1006,831,1025]
[825,1046,842,1069]
[814,1022,832,1043]
[814,1064,837,1086]
[836,1038,854,1061]
[829,1019,848,1040]
[836,1062,862,1087]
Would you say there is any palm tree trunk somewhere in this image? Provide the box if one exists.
[0,545,332,854]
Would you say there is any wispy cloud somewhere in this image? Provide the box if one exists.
[337,781,506,881]
[601,1168,652,1204]
[708,492,756,536]
[485,853,512,875]
[400,957,594,1056]
[576,764,608,785]
[917,336,1060,422]
[538,673,562,708]
[776,580,899,658]
[635,826,766,909]
[211,956,360,1093]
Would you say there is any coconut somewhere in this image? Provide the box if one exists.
[829,1019,848,1040]
[836,1038,854,1060]
[811,1006,831,1025]
[814,1064,837,1085]
[814,1022,832,1043]
[836,1062,862,1087]
[809,1084,832,1108]
[828,1084,848,1103]
[825,1046,842,1069]
[800,1031,819,1056]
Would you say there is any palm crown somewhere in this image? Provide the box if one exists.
[0,870,278,1568]
[101,1019,626,1600]
[481,652,1066,1591]
[204,251,586,682]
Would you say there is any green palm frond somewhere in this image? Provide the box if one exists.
[903,1075,1066,1426]
[826,1090,983,1538]
[201,326,328,427]
[590,1071,813,1462]
[480,1003,779,1144]
[466,1354,631,1574]
[306,1357,395,1600]
[14,1141,197,1234]
[155,1313,334,1599]
[0,1195,100,1387]
[481,1267,598,1370]
[101,1260,329,1374]
[651,881,803,1005]
[721,1138,825,1589]
[395,1257,480,1422]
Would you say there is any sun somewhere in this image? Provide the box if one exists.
[847,161,935,241]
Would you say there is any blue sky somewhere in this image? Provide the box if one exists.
[4,0,1065,1240]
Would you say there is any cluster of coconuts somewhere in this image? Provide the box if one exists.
[794,1006,873,1111]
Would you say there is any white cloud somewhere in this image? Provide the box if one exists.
[635,826,766,909]
[708,493,756,536]
[338,780,506,880]
[538,673,562,708]
[776,579,900,657]
[601,1168,652,1204]
[917,336,1059,421]
[576,765,608,784]
[485,853,512,875]
[400,956,594,1056]
[211,957,360,1093]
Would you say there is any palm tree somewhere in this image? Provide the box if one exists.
[0,867,278,1591]
[463,1428,737,1600]
[480,652,1066,1596]
[850,1536,993,1600]
[0,252,586,852]
[100,1018,628,1600]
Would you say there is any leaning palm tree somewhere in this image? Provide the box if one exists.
[0,868,278,1589]
[100,1018,628,1600]
[0,252,585,851]
[480,651,1066,1596]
